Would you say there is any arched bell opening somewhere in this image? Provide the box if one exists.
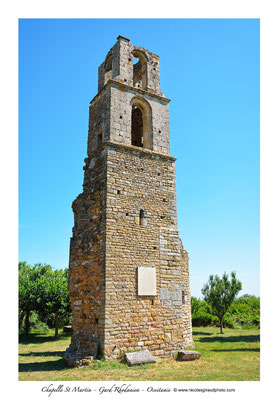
[130,97,153,150]
[131,49,148,90]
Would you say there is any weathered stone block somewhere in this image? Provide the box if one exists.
[176,350,201,361]
[125,350,156,366]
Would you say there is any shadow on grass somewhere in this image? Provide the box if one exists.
[192,331,213,336]
[19,358,68,372]
[210,348,260,352]
[19,351,65,358]
[199,335,260,343]
[19,333,71,345]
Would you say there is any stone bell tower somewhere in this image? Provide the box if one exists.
[65,36,193,365]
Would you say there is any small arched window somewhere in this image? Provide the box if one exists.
[140,209,144,225]
[139,209,144,225]
[97,131,102,148]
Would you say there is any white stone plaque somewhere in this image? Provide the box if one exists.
[138,266,156,296]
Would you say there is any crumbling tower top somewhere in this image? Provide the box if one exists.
[98,35,164,96]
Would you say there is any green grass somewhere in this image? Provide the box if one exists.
[19,327,260,381]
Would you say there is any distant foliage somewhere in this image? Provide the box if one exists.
[191,294,260,329]
[191,297,217,326]
[226,295,260,328]
[192,310,218,327]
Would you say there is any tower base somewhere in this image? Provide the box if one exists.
[64,333,100,367]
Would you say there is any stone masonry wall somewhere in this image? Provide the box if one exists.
[109,83,170,154]
[89,82,170,157]
[67,146,107,362]
[102,144,193,359]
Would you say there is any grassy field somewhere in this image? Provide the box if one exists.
[18,327,260,381]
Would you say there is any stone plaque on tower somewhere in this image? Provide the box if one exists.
[64,36,194,366]
[138,266,157,296]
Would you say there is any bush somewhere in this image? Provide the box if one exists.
[192,311,218,327]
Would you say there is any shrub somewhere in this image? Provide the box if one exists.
[192,310,218,327]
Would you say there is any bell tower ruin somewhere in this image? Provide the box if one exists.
[65,36,194,365]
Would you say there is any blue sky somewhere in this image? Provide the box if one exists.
[19,19,260,298]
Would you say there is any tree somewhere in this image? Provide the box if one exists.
[18,262,52,334]
[201,271,242,333]
[38,268,71,338]
[19,263,71,337]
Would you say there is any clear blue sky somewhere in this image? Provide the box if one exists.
[19,19,260,298]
